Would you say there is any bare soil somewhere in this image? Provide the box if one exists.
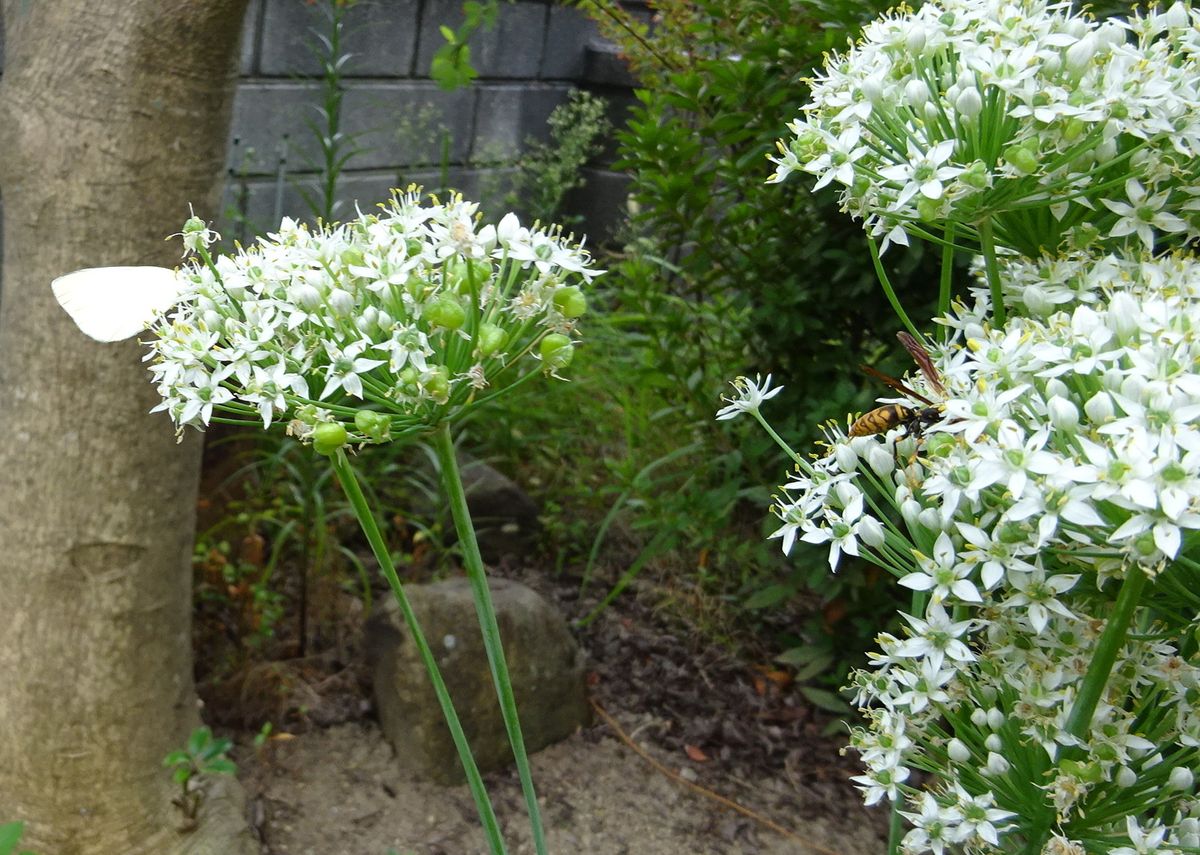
[214,564,889,855]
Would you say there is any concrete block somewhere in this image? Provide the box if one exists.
[541,5,600,80]
[342,82,477,167]
[471,84,571,162]
[227,81,476,175]
[583,40,635,88]
[565,167,630,245]
[416,0,547,79]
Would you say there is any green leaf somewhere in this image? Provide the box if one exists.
[438,24,455,42]
[162,751,190,768]
[172,768,192,786]
[203,758,238,777]
[775,647,835,681]
[186,726,212,756]
[743,584,793,609]
[800,686,850,715]
[0,823,24,855]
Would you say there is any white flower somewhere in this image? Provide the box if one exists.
[716,374,783,420]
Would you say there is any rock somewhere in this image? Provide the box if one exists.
[365,577,590,785]
[456,451,541,564]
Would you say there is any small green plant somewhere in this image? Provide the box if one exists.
[163,726,238,826]
[430,0,499,90]
[296,0,364,223]
[0,822,34,855]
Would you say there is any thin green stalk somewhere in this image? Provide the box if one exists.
[938,223,956,341]
[1025,566,1150,851]
[1064,566,1148,741]
[432,423,549,855]
[867,236,922,341]
[887,795,904,855]
[977,219,1006,326]
[329,449,508,855]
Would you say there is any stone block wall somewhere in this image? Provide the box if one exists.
[225,0,636,245]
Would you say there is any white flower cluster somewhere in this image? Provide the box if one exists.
[143,190,600,441]
[773,254,1200,851]
[769,0,1200,256]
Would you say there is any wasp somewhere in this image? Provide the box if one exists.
[849,332,945,440]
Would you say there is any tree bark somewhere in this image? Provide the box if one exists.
[0,2,256,853]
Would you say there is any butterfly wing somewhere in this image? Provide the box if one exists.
[52,266,182,342]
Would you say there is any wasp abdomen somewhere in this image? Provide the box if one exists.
[850,404,915,437]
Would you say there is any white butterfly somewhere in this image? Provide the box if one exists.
[52,266,183,342]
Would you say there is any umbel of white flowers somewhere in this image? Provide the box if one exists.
[770,0,1200,257]
[56,189,602,452]
[743,252,1200,852]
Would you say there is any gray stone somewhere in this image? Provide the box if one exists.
[259,0,420,78]
[457,450,541,563]
[366,577,589,785]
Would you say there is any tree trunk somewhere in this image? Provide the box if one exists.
[0,2,256,853]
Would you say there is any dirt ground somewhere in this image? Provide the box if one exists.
[218,563,890,855]
[237,715,886,855]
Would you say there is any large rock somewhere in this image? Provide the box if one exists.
[365,577,589,784]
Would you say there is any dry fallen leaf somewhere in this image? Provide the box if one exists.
[685,744,709,762]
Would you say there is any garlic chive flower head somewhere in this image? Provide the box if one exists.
[771,0,1200,256]
[143,189,601,444]
[775,253,1200,847]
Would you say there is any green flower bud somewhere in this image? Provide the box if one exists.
[476,322,507,357]
[341,247,365,268]
[354,410,391,441]
[313,422,349,456]
[552,286,587,318]
[1003,144,1039,175]
[422,295,467,329]
[539,333,574,370]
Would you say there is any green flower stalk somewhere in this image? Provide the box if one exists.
[53,189,603,855]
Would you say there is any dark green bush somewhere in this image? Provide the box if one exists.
[584,0,940,435]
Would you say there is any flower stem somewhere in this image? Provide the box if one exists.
[938,223,956,341]
[867,236,922,341]
[432,422,549,855]
[977,219,1006,326]
[1064,566,1148,741]
[329,448,508,855]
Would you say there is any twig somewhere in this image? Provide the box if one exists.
[589,699,843,855]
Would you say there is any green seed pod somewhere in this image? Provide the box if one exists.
[445,257,492,293]
[539,333,574,370]
[1003,144,1038,175]
[354,410,390,441]
[422,295,467,330]
[476,323,508,357]
[312,422,349,456]
[424,365,451,402]
[552,286,587,318]
[341,247,365,268]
